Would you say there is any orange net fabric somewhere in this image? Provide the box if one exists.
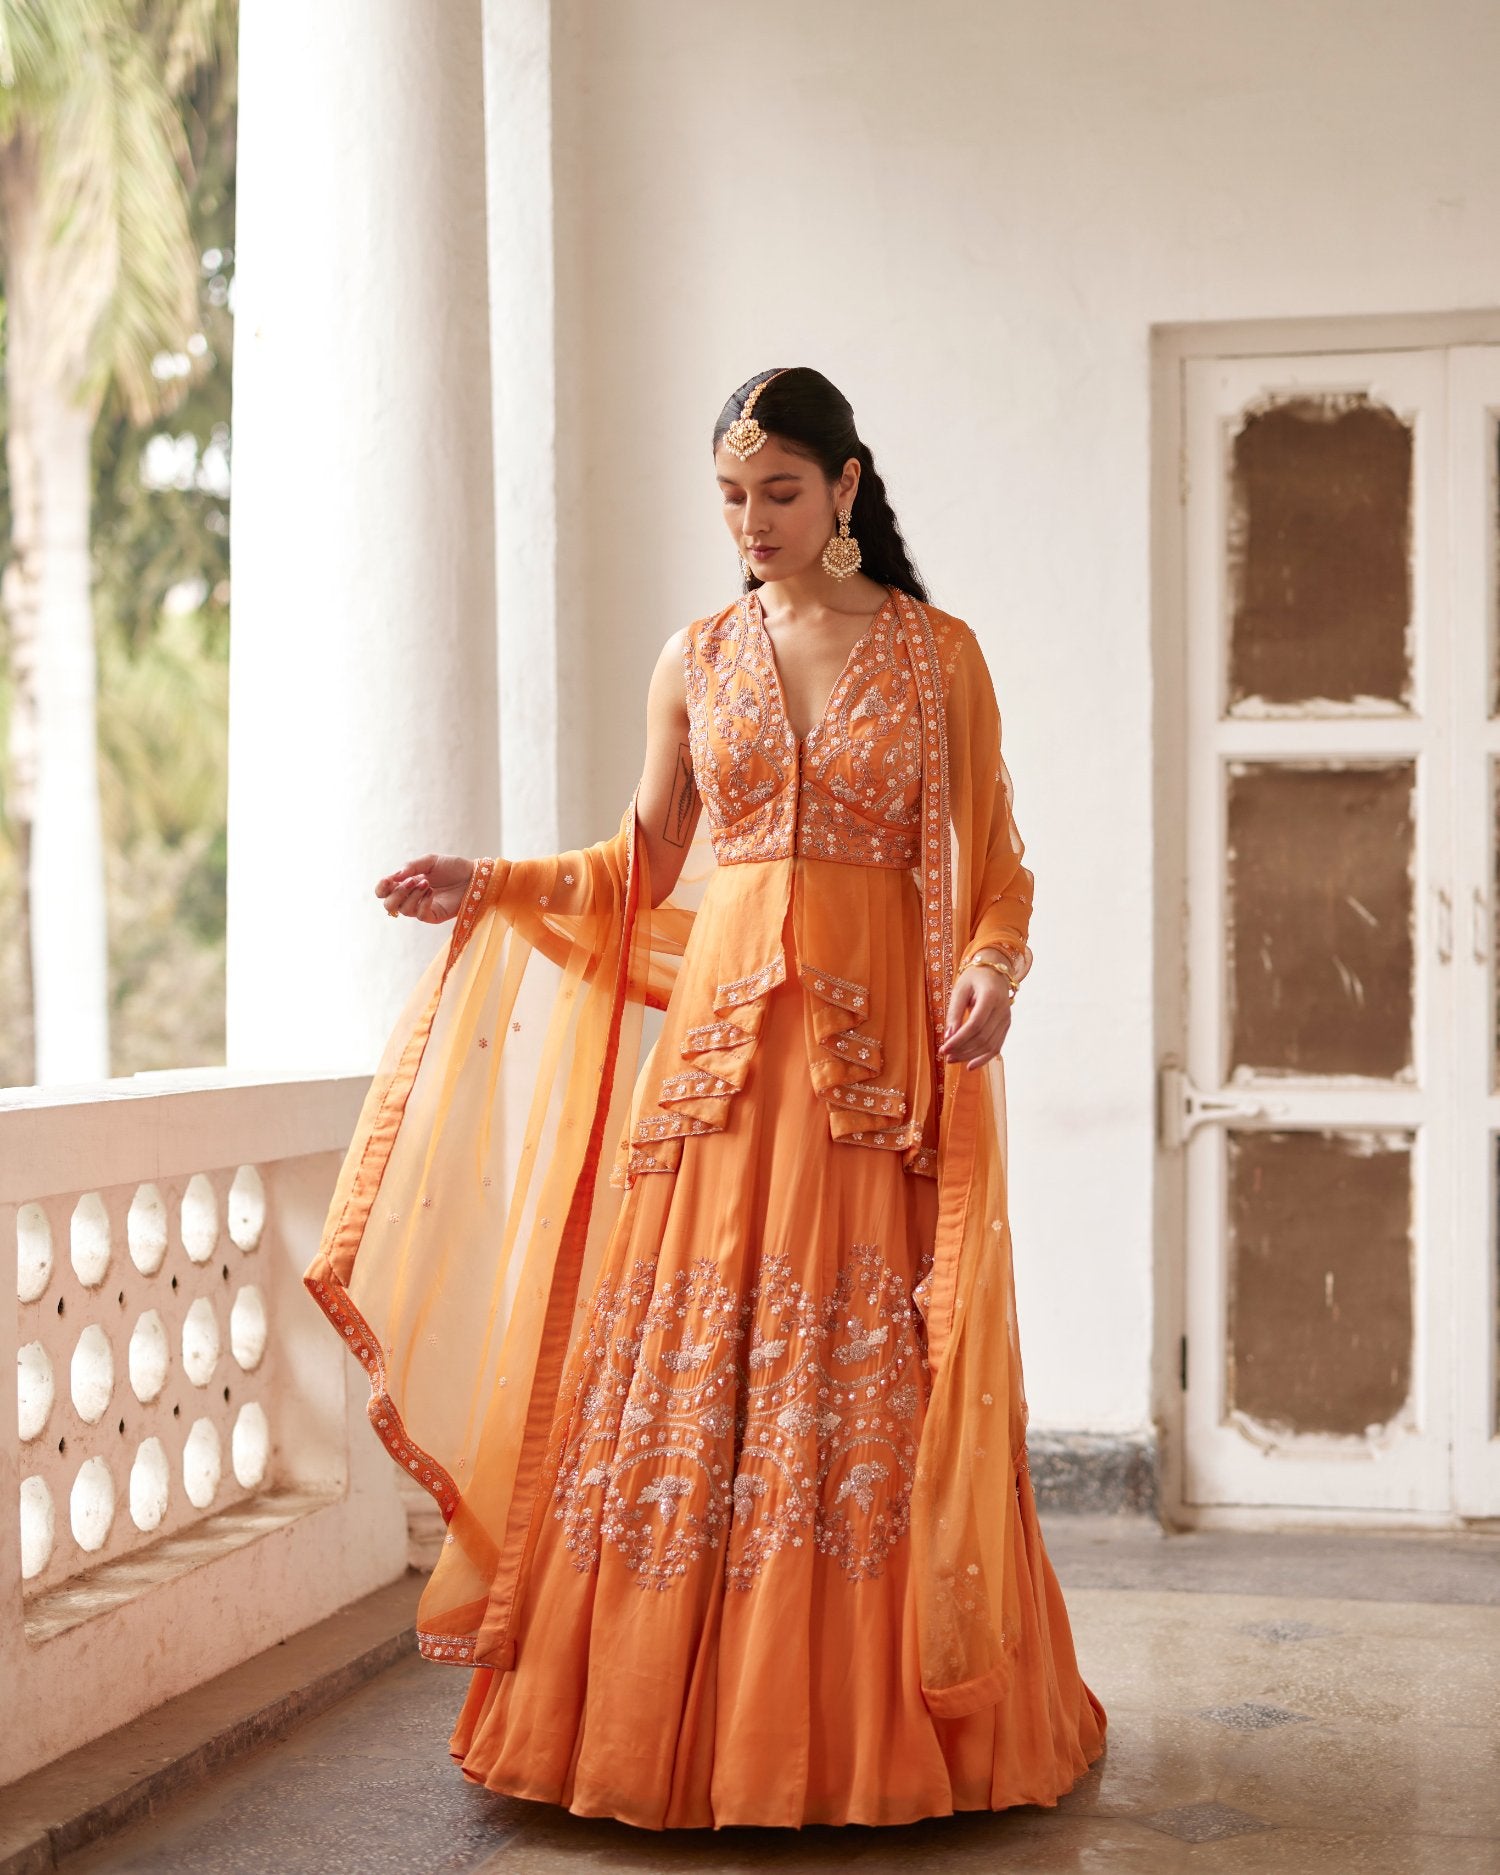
[305,799,688,1667]
[909,604,1035,1717]
[304,592,1038,1716]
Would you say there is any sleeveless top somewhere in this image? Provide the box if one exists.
[684,589,924,869]
[614,589,976,1187]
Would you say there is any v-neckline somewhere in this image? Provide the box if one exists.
[747,587,895,747]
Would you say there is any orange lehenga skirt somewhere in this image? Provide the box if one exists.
[446,884,1107,1830]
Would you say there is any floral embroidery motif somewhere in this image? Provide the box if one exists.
[683,595,923,869]
[657,1067,738,1104]
[450,856,496,959]
[732,1473,768,1518]
[420,1631,479,1663]
[682,607,790,865]
[833,1323,889,1364]
[835,1460,890,1514]
[682,1017,755,1051]
[661,1334,715,1372]
[613,1141,679,1186]
[549,1241,930,1591]
[639,1475,695,1520]
[804,965,868,1011]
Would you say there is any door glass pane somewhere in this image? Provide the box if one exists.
[1227,761,1415,1079]
[1227,392,1414,715]
[1228,1128,1414,1437]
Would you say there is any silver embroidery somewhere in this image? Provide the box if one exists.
[549,1243,931,1590]
[684,598,925,870]
[661,1334,715,1372]
[638,1475,695,1520]
[835,1460,891,1514]
[732,1473,768,1519]
[834,1323,890,1364]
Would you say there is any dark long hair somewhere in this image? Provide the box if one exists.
[713,367,928,601]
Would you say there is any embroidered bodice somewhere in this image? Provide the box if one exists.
[684,590,924,868]
[607,588,984,1188]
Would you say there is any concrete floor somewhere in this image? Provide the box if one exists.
[52,1516,1500,1875]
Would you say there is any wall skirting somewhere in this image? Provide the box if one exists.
[1026,1430,1159,1517]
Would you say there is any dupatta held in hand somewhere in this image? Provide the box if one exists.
[303,594,1034,1717]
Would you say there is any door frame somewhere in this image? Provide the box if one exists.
[1151,307,1500,1533]
[1450,344,1500,1519]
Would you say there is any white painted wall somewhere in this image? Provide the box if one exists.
[521,0,1500,1436]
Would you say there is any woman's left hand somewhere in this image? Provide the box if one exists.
[939,963,1013,1071]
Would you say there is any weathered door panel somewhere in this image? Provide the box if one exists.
[1179,348,1456,1514]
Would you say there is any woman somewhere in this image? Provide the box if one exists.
[304,366,1107,1830]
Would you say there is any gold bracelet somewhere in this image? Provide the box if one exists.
[963,953,1018,994]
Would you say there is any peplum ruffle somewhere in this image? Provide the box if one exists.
[616,853,939,1185]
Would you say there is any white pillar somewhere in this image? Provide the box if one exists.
[228,0,499,1072]
[481,0,580,857]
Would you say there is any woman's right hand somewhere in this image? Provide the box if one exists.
[375,853,476,924]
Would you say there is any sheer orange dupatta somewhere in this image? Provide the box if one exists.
[303,792,693,1669]
[905,597,1037,1720]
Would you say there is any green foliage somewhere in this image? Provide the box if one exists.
[0,603,229,1086]
[0,0,237,1087]
[90,19,235,655]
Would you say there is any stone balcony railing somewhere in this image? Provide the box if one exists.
[2,1069,412,1789]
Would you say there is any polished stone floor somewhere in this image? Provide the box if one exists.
[57,1516,1500,1874]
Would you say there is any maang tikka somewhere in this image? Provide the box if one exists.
[722,371,785,460]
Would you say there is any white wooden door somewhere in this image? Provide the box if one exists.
[1173,345,1478,1516]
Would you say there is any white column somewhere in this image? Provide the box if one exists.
[228,0,499,1072]
[481,0,574,857]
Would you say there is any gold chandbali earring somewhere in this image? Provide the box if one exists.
[821,506,861,580]
[740,553,755,581]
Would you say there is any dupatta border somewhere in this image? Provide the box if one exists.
[897,593,955,1098]
[301,857,500,1664]
[899,593,976,1380]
